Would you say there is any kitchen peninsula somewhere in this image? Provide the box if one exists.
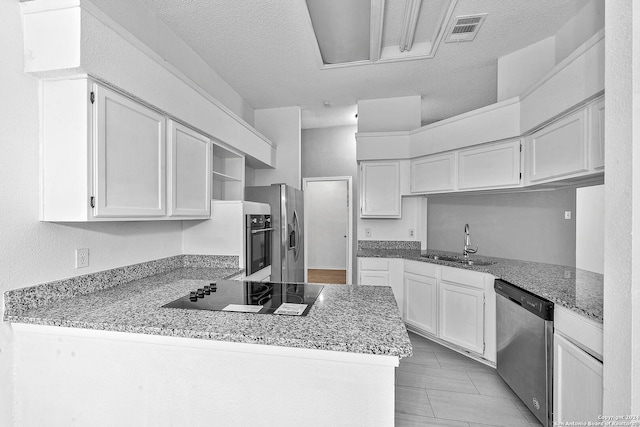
[4,256,411,427]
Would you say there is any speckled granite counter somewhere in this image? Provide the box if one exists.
[358,247,603,322]
[4,258,412,359]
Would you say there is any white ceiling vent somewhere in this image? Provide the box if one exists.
[444,13,487,43]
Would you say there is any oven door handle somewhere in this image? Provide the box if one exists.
[251,228,274,234]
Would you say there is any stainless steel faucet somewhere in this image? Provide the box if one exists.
[463,223,478,259]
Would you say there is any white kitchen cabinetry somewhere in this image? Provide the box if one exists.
[404,261,438,336]
[524,108,589,185]
[403,261,496,362]
[438,281,484,354]
[553,305,603,423]
[212,144,245,200]
[589,97,605,171]
[40,78,212,221]
[359,161,401,218]
[358,258,404,317]
[168,121,211,217]
[93,84,167,218]
[438,267,486,355]
[457,139,522,191]
[410,153,456,193]
[554,334,603,422]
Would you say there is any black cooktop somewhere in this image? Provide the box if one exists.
[162,280,324,317]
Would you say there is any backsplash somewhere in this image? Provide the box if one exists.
[358,240,421,250]
[427,188,577,266]
[3,255,239,317]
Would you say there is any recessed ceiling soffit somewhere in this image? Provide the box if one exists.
[304,0,482,68]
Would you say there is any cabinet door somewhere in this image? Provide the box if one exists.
[93,85,166,217]
[167,121,211,217]
[589,97,605,171]
[438,282,484,354]
[360,161,401,218]
[554,333,603,423]
[359,271,389,286]
[411,152,456,193]
[404,272,437,335]
[458,139,521,190]
[524,108,588,184]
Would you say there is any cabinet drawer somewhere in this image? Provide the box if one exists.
[440,266,486,290]
[554,305,603,359]
[359,258,390,271]
[404,260,438,278]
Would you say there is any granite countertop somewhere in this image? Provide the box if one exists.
[4,267,412,359]
[357,248,604,323]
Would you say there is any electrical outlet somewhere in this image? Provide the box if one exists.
[76,248,89,268]
[365,228,371,237]
[409,229,415,238]
[564,270,571,279]
[564,211,572,220]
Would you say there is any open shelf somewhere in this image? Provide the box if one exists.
[212,142,244,200]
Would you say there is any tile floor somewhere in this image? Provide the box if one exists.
[395,332,543,427]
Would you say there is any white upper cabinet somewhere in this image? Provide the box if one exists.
[40,78,213,221]
[589,97,605,171]
[167,121,211,217]
[458,139,522,191]
[410,153,456,193]
[524,108,589,185]
[93,85,166,218]
[360,161,401,218]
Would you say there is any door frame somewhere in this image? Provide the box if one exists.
[302,176,353,285]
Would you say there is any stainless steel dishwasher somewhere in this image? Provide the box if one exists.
[495,279,554,427]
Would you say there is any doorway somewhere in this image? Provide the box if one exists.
[303,177,353,284]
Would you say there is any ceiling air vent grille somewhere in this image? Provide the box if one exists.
[445,14,487,43]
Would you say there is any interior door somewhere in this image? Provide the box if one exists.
[306,180,348,273]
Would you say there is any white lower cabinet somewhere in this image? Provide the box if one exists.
[358,258,404,317]
[403,260,495,362]
[404,263,438,336]
[438,281,484,354]
[553,305,603,423]
[554,333,603,422]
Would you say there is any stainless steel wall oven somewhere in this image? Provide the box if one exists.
[245,214,272,276]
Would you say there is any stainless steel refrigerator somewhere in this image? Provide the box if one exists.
[245,184,304,282]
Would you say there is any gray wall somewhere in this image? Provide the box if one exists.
[302,125,358,178]
[427,188,577,266]
[302,125,358,282]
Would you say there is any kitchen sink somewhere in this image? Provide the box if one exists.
[458,259,495,266]
[422,254,496,266]
[423,254,461,262]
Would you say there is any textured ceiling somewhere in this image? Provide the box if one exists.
[137,0,591,129]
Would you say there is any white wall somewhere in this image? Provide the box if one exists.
[0,2,184,424]
[497,36,556,102]
[357,96,421,132]
[302,126,358,281]
[254,106,302,189]
[305,181,348,270]
[358,197,423,243]
[90,0,255,125]
[603,0,640,415]
[576,185,604,274]
[555,0,605,64]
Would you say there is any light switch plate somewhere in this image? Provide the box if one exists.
[365,228,371,237]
